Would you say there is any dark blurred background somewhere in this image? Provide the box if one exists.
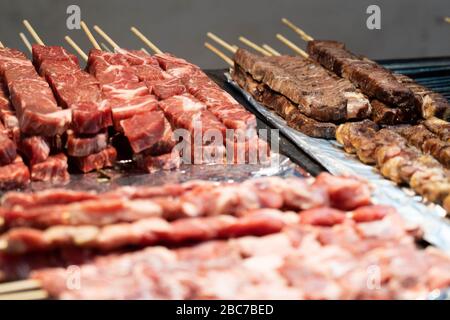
[0,0,449,68]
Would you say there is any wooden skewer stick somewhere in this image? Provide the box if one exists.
[276,34,308,58]
[281,18,314,41]
[0,279,41,295]
[130,26,163,54]
[204,42,233,66]
[80,21,101,50]
[93,25,120,50]
[19,32,32,53]
[100,42,112,52]
[64,36,88,62]
[0,41,4,48]
[141,48,149,54]
[0,289,48,300]
[262,44,281,56]
[239,36,271,56]
[206,32,237,53]
[445,17,450,24]
[22,20,45,45]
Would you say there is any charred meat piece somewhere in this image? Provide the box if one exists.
[370,99,417,125]
[394,74,450,120]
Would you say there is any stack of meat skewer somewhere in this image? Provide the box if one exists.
[205,20,450,214]
[0,20,269,191]
[1,173,450,300]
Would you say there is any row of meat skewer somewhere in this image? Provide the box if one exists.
[204,19,450,214]
[1,173,450,300]
[0,20,269,191]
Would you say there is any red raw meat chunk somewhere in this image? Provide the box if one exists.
[0,130,16,166]
[136,152,181,173]
[47,71,99,96]
[159,93,227,141]
[31,153,69,183]
[38,59,80,78]
[154,53,199,72]
[313,173,372,210]
[148,78,186,100]
[87,49,129,68]
[95,65,139,85]
[71,102,112,134]
[3,65,40,87]
[18,136,50,165]
[116,49,159,66]
[121,109,174,154]
[66,130,108,157]
[186,69,257,130]
[32,45,79,68]
[133,64,168,82]
[0,48,31,77]
[101,81,149,100]
[9,79,71,136]
[107,95,159,130]
[0,156,30,189]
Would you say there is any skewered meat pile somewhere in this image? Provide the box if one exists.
[1,173,449,299]
[232,48,371,138]
[0,45,266,190]
[0,174,355,253]
[336,120,450,212]
[307,40,450,120]
[229,35,450,214]
[231,38,449,141]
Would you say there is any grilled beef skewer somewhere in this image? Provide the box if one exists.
[233,48,371,124]
[307,40,450,120]
[233,63,337,138]
[370,99,418,125]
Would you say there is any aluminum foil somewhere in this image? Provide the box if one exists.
[226,73,450,254]
[6,153,300,195]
